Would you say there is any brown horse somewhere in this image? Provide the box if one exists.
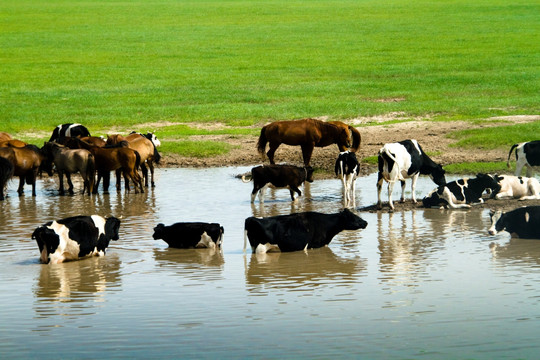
[0,145,53,196]
[0,132,12,142]
[257,118,358,166]
[42,142,96,195]
[106,133,161,187]
[64,137,143,194]
[0,139,28,148]
[0,157,14,200]
[328,121,361,152]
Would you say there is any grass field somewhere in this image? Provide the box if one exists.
[1,0,539,160]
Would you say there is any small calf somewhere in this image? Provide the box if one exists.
[335,151,359,207]
[422,173,500,209]
[490,174,540,200]
[244,209,367,254]
[489,206,540,239]
[32,215,121,264]
[242,164,314,202]
[153,222,224,249]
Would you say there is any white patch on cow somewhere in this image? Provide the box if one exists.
[91,215,106,238]
[525,212,530,223]
[195,231,215,249]
[47,221,81,264]
[255,243,280,254]
[488,210,503,235]
[65,123,83,137]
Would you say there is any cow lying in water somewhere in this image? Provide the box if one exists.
[422,173,500,209]
[488,206,540,239]
[243,209,367,253]
[32,215,121,264]
[242,164,314,202]
[489,174,540,200]
[153,222,224,249]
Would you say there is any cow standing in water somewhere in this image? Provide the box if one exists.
[335,151,359,208]
[376,139,446,210]
[507,140,540,176]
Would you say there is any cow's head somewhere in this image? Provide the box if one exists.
[340,208,368,230]
[152,223,165,240]
[32,225,60,264]
[430,164,447,186]
[488,209,504,235]
[476,173,501,194]
[105,217,121,241]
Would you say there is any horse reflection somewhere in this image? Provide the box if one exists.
[245,247,365,293]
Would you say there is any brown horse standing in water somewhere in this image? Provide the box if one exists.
[0,145,53,196]
[257,118,361,166]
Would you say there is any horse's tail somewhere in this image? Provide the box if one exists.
[87,153,96,194]
[507,143,519,168]
[256,126,268,158]
[349,126,361,152]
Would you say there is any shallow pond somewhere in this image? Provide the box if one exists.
[1,167,540,359]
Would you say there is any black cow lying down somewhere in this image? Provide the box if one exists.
[244,209,367,253]
[422,173,500,209]
[242,164,314,202]
[153,222,224,249]
[32,215,121,264]
[489,206,540,239]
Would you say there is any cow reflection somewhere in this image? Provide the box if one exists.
[490,238,540,266]
[153,248,224,280]
[34,255,121,318]
[245,247,365,293]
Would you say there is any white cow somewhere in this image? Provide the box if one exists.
[491,175,540,200]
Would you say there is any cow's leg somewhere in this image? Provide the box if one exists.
[300,144,315,166]
[526,165,533,177]
[387,181,396,210]
[259,184,268,202]
[514,158,526,176]
[410,173,419,203]
[266,142,280,165]
[399,180,406,203]
[376,172,384,209]
[443,189,471,209]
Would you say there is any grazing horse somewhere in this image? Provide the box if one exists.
[106,133,161,187]
[63,137,143,194]
[0,157,14,200]
[0,145,53,196]
[0,139,27,148]
[42,142,96,195]
[0,132,13,142]
[257,118,355,166]
[329,121,361,153]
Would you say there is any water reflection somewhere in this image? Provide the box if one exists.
[33,255,122,319]
[245,247,366,294]
[153,248,225,281]
[490,238,540,267]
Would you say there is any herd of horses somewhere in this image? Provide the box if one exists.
[0,127,161,200]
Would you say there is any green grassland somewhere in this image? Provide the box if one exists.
[1,0,539,165]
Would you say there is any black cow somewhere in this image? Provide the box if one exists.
[335,151,359,207]
[49,123,91,143]
[489,206,540,239]
[377,139,446,210]
[243,209,367,253]
[242,164,314,202]
[0,156,14,200]
[507,140,540,176]
[153,222,224,249]
[32,215,121,264]
[422,173,500,209]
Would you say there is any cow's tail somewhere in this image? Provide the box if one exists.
[241,173,252,183]
[256,126,268,159]
[507,143,519,168]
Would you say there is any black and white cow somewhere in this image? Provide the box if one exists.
[422,173,500,209]
[153,222,224,249]
[335,151,359,207]
[32,215,121,264]
[488,206,540,239]
[490,174,540,200]
[242,164,314,202]
[243,209,367,253]
[507,140,540,176]
[377,139,446,210]
[49,123,91,143]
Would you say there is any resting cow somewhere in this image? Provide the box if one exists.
[490,174,540,200]
[49,123,91,143]
[422,173,500,209]
[32,215,121,264]
[153,222,224,249]
[507,140,540,177]
[242,164,314,202]
[243,209,367,253]
[335,151,359,207]
[488,206,540,239]
[377,139,446,210]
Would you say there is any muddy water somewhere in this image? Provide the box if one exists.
[1,168,540,359]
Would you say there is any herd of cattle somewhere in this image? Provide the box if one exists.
[1,119,540,264]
